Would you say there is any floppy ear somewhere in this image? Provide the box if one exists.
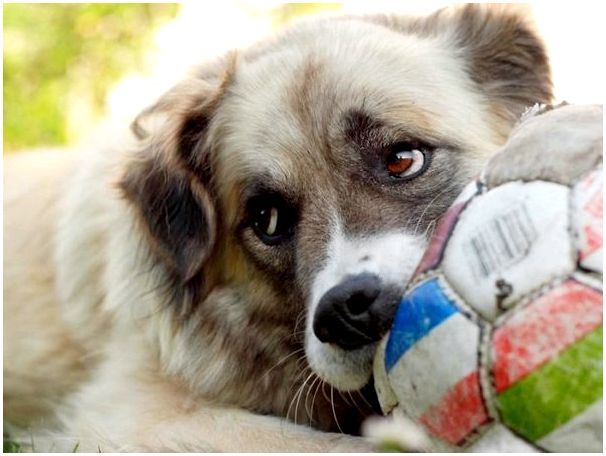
[372,4,552,126]
[120,153,216,283]
[120,77,226,283]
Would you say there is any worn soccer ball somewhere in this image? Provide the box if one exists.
[374,165,603,452]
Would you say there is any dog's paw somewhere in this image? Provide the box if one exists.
[482,104,602,188]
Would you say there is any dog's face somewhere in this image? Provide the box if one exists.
[121,5,551,430]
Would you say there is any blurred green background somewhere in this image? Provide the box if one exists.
[3,4,178,152]
[3,3,340,154]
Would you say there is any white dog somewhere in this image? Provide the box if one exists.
[4,5,554,451]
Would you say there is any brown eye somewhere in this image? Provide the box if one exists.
[386,147,426,179]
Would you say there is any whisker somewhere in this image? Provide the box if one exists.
[330,385,344,434]
[286,367,312,424]
[346,390,361,411]
[356,389,373,409]
[412,187,451,237]
[282,359,309,418]
[285,378,303,423]
[311,378,323,425]
[295,354,310,370]
[321,381,331,404]
[292,309,307,339]
[304,375,320,425]
[294,371,315,426]
[425,217,438,236]
[262,348,304,378]
[337,389,352,406]
[347,389,370,416]
[291,382,307,425]
[289,357,310,387]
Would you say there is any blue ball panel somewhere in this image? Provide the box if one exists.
[385,278,458,371]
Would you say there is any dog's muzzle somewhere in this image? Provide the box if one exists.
[312,273,401,350]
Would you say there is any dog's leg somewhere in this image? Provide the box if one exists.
[36,348,374,453]
[57,383,373,452]
[124,403,373,452]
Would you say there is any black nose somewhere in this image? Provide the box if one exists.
[313,273,394,350]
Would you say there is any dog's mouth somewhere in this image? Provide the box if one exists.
[302,321,386,434]
[305,334,378,391]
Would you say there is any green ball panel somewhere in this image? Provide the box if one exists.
[497,326,602,443]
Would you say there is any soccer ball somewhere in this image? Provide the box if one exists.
[374,166,603,452]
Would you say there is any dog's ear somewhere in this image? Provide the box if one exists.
[121,152,216,283]
[372,4,552,126]
[444,4,552,123]
[120,71,231,283]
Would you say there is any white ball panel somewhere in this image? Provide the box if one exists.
[441,181,574,321]
[467,424,539,453]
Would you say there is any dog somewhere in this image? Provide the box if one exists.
[4,4,552,452]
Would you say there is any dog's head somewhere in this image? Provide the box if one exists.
[120,4,551,429]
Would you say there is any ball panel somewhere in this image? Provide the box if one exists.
[441,181,573,321]
[418,371,490,446]
[537,399,603,452]
[492,279,602,393]
[466,424,540,453]
[572,168,602,273]
[496,326,602,446]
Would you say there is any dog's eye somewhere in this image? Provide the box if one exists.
[248,196,296,245]
[385,144,427,179]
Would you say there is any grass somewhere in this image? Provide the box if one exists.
[3,429,82,453]
[3,431,23,453]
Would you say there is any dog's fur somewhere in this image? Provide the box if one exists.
[3,5,552,451]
